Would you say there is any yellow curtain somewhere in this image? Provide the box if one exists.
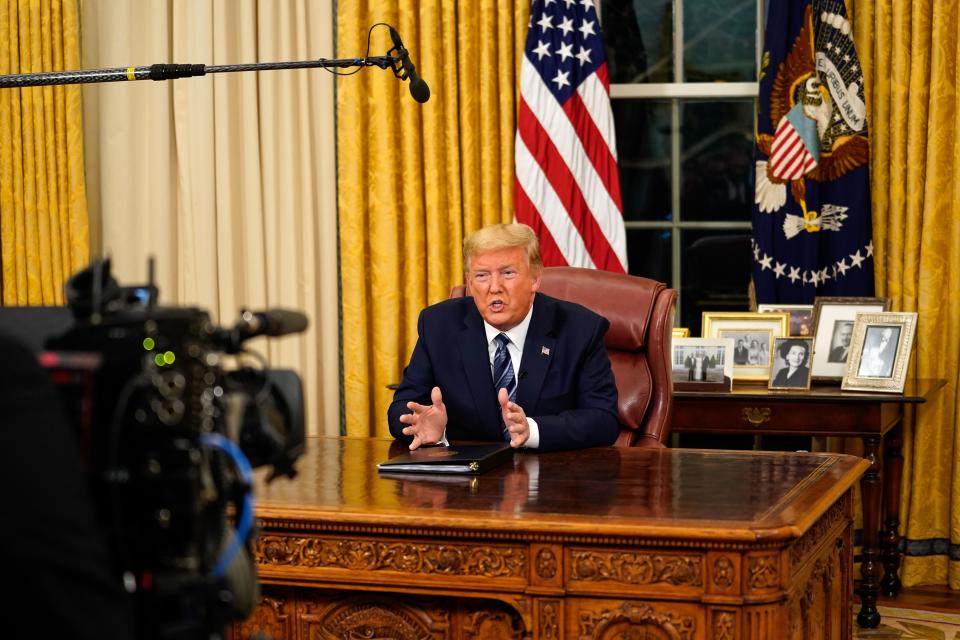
[337,1,528,437]
[0,0,87,305]
[82,0,340,437]
[854,0,960,588]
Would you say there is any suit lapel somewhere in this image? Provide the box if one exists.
[517,294,556,411]
[458,304,503,440]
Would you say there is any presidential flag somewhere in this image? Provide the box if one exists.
[515,0,627,273]
[752,0,874,303]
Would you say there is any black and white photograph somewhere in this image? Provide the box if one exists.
[720,331,771,367]
[856,326,901,378]
[842,312,918,393]
[670,338,734,390]
[701,312,789,381]
[826,320,854,363]
[768,337,814,390]
[810,297,891,381]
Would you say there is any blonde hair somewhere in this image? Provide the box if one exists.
[463,223,542,274]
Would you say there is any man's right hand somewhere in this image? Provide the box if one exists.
[399,386,448,450]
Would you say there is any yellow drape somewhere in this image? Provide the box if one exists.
[337,1,528,437]
[854,0,960,588]
[0,0,87,305]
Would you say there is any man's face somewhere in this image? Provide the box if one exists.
[466,247,541,331]
[838,324,852,346]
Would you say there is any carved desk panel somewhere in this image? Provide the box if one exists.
[230,437,867,640]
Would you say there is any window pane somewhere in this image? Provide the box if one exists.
[679,99,755,222]
[680,230,750,335]
[613,99,671,222]
[626,228,672,286]
[683,0,756,81]
[602,0,674,83]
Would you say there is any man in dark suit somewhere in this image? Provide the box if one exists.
[388,223,619,452]
[828,321,854,363]
[733,339,749,365]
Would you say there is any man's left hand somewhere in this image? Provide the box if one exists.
[498,387,529,448]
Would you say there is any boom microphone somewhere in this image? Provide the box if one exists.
[388,26,431,104]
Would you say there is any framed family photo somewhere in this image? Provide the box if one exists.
[757,304,814,336]
[670,337,734,391]
[768,337,815,391]
[810,297,891,382]
[701,312,789,381]
[841,312,918,393]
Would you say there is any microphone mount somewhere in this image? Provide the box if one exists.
[0,55,405,89]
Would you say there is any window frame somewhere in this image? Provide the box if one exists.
[606,0,764,327]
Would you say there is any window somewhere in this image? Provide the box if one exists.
[603,0,761,335]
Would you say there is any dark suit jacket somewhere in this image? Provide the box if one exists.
[733,346,750,365]
[828,345,849,362]
[388,293,619,452]
[772,365,809,387]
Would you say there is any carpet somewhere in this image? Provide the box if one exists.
[855,606,960,639]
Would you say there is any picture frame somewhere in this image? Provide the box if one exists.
[672,327,691,338]
[701,312,790,381]
[670,337,734,391]
[767,337,815,391]
[810,297,891,382]
[757,304,814,337]
[841,312,918,393]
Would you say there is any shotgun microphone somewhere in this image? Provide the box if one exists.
[388,26,430,103]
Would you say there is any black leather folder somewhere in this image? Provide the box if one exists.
[377,443,512,475]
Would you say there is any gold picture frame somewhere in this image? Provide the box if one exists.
[841,312,918,393]
[672,327,691,338]
[701,312,790,381]
[810,296,891,382]
[767,337,815,391]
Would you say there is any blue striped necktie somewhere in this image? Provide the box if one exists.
[493,333,517,401]
[493,333,517,441]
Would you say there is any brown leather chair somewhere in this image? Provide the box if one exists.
[451,266,677,448]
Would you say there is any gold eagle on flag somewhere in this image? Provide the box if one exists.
[755,4,869,237]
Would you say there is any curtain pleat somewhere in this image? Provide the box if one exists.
[0,0,87,306]
[82,0,340,436]
[854,0,960,589]
[337,0,527,437]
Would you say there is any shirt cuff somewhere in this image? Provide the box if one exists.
[525,417,540,449]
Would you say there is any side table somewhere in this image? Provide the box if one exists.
[672,378,945,628]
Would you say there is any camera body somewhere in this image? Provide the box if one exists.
[43,259,305,639]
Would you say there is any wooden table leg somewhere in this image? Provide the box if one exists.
[857,436,882,628]
[881,423,904,596]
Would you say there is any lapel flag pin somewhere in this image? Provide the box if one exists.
[541,346,550,356]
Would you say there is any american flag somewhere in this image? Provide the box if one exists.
[769,104,819,181]
[514,0,627,273]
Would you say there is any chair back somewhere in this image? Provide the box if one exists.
[451,266,676,447]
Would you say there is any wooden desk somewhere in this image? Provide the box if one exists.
[232,437,867,640]
[673,378,945,628]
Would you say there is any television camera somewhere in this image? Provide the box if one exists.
[42,258,306,639]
